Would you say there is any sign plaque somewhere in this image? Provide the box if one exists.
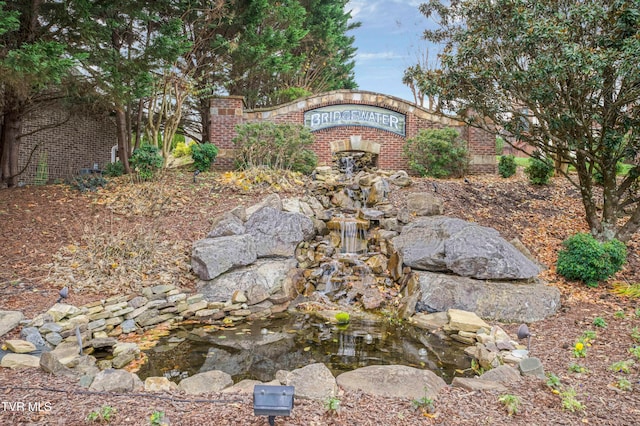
[304,104,406,136]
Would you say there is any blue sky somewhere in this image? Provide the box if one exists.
[346,0,439,103]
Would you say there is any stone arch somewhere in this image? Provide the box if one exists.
[329,136,381,155]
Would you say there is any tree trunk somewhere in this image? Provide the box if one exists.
[199,98,210,144]
[115,107,131,174]
[0,109,23,187]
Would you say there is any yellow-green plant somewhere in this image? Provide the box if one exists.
[631,327,640,342]
[609,360,634,374]
[411,387,435,413]
[568,363,589,374]
[560,388,585,412]
[86,405,116,423]
[616,378,632,391]
[335,311,350,325]
[324,396,341,415]
[498,394,521,416]
[629,346,640,360]
[573,341,586,358]
[545,372,561,390]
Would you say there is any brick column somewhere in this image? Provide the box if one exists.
[210,96,245,170]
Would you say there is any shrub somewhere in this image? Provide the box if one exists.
[524,152,554,184]
[103,160,125,177]
[232,122,317,173]
[403,127,469,178]
[495,136,505,155]
[129,144,163,181]
[67,174,108,192]
[191,143,219,171]
[593,162,623,185]
[498,155,517,178]
[556,233,627,287]
[172,141,193,158]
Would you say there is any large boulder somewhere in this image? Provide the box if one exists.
[444,225,541,279]
[278,363,337,401]
[336,365,446,400]
[415,271,561,322]
[89,369,144,392]
[206,213,245,238]
[198,258,297,304]
[178,370,233,395]
[0,310,24,337]
[191,234,257,280]
[393,216,540,280]
[245,207,314,257]
[406,192,444,216]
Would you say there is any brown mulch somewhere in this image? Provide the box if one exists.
[1,169,640,425]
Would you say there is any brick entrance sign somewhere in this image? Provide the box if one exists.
[210,90,496,174]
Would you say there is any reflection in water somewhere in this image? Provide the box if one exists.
[136,313,471,384]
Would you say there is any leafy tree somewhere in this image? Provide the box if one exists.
[0,1,77,187]
[419,0,640,242]
[63,0,191,174]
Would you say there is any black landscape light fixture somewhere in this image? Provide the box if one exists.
[517,323,532,352]
[253,384,294,426]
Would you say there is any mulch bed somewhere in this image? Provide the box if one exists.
[1,170,639,425]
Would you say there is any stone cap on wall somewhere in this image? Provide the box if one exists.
[242,89,464,127]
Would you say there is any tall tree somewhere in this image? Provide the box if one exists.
[64,0,190,173]
[420,0,640,242]
[278,0,359,100]
[226,0,308,108]
[0,1,76,187]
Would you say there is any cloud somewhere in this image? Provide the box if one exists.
[356,51,406,63]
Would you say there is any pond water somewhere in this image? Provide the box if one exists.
[136,312,473,385]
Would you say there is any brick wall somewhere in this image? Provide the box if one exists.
[210,90,496,174]
[18,104,116,185]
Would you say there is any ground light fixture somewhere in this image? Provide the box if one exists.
[517,323,532,352]
[253,384,295,426]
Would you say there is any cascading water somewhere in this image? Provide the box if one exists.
[339,218,365,254]
[341,156,355,179]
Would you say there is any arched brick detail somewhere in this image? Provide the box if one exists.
[330,137,381,155]
[210,90,496,174]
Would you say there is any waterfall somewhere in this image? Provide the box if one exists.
[341,156,355,179]
[340,219,364,254]
[322,261,339,294]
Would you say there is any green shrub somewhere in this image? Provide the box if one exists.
[172,141,193,158]
[129,144,163,181]
[67,174,108,192]
[103,160,125,177]
[232,122,317,173]
[495,136,505,155]
[524,152,554,185]
[403,127,469,178]
[498,155,517,178]
[556,233,627,287]
[191,143,219,171]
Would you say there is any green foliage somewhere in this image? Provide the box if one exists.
[593,317,607,328]
[172,141,193,158]
[498,394,520,416]
[614,310,625,319]
[545,372,561,390]
[582,330,597,341]
[232,122,317,174]
[419,0,640,242]
[560,388,584,412]
[335,312,350,324]
[498,155,517,178]
[86,405,116,423]
[630,346,640,360]
[616,378,632,391]
[34,151,48,185]
[609,360,634,374]
[568,363,588,374]
[402,127,469,178]
[556,233,627,287]
[130,145,164,181]
[68,174,108,192]
[103,161,125,178]
[190,143,218,171]
[411,388,435,413]
[149,410,168,426]
[324,396,341,414]
[524,153,554,185]
[593,162,624,185]
[495,136,505,155]
[632,327,640,343]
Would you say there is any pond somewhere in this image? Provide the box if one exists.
[136,312,473,385]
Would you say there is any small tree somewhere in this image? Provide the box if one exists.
[403,127,469,178]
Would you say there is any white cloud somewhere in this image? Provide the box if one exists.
[356,51,405,63]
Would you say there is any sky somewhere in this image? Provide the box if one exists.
[346,0,440,103]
